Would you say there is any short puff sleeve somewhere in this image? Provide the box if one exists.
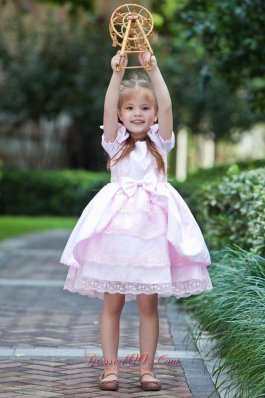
[147,124,175,154]
[101,124,129,156]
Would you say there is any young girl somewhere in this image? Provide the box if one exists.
[60,50,212,391]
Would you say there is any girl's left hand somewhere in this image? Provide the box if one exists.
[138,52,157,69]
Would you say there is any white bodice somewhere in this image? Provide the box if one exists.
[101,124,175,185]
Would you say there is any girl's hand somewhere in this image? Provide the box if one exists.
[138,52,157,70]
[111,51,128,72]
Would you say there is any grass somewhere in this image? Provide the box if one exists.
[181,245,265,398]
[0,215,77,241]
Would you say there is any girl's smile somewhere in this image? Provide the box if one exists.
[118,87,157,139]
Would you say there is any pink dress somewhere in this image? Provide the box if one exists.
[60,124,213,302]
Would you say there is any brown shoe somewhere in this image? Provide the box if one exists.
[99,371,119,391]
[139,371,161,391]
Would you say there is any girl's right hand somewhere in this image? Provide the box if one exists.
[111,51,128,72]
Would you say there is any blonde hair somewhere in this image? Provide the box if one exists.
[107,73,165,175]
[118,73,158,112]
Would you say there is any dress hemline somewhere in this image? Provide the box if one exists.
[63,276,213,302]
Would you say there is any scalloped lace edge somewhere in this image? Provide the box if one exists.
[64,277,212,298]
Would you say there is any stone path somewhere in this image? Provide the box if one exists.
[0,230,220,397]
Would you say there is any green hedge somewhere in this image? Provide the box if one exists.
[170,160,265,257]
[197,166,265,256]
[0,169,109,216]
[169,157,265,208]
[1,159,264,237]
[183,245,265,398]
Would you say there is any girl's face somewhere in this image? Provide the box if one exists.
[118,87,157,139]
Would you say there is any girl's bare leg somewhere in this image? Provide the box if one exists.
[136,293,159,382]
[100,292,125,380]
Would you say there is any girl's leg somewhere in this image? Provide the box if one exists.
[100,292,125,380]
[136,293,159,382]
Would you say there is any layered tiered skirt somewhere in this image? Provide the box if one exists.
[61,182,213,302]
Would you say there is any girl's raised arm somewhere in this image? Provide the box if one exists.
[139,53,173,141]
[103,52,128,142]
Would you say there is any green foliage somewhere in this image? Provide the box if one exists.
[198,167,265,256]
[37,0,95,14]
[151,6,255,142]
[157,42,254,141]
[0,9,111,124]
[0,159,3,181]
[0,1,259,171]
[170,161,265,257]
[0,3,113,169]
[177,0,265,113]
[170,157,265,203]
[152,0,188,36]
[0,169,109,216]
[182,246,265,398]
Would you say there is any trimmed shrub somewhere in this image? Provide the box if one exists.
[169,157,265,208]
[182,245,265,398]
[197,167,265,256]
[0,169,109,216]
[169,161,265,257]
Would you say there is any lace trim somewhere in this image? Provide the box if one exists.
[64,276,212,298]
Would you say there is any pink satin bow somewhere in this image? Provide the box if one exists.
[121,174,157,197]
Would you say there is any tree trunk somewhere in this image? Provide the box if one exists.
[175,127,188,181]
[195,134,215,169]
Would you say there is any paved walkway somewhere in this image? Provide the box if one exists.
[0,230,220,397]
